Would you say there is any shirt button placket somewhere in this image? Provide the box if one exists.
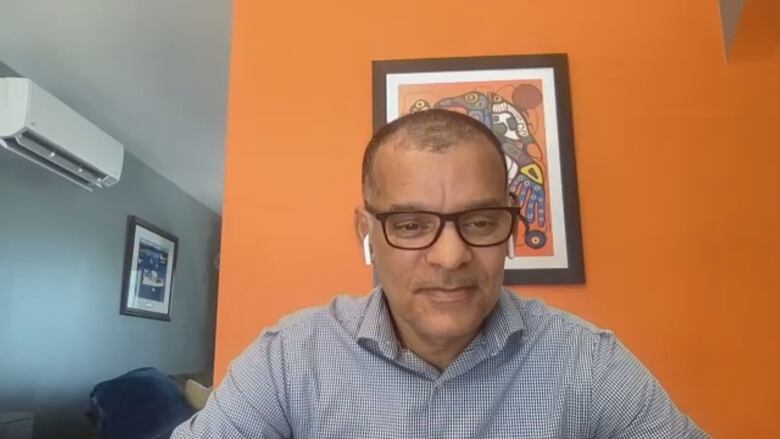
[426,381,441,439]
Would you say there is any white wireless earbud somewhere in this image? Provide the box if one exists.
[362,235,372,266]
[506,234,515,259]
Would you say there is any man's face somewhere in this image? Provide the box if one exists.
[359,137,509,347]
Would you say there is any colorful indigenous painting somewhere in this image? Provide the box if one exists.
[373,55,585,284]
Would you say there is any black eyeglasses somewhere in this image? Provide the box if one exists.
[365,205,528,250]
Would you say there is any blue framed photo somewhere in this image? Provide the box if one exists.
[120,216,178,320]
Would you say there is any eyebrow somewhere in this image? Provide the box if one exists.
[385,198,507,213]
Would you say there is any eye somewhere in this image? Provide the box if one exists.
[395,222,425,231]
[387,215,438,237]
[459,209,512,238]
[465,93,478,103]
[465,219,495,229]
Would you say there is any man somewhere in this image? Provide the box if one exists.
[172,109,707,438]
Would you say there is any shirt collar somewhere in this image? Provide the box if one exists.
[478,288,526,356]
[356,285,401,360]
[356,286,525,359]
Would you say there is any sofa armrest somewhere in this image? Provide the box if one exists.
[183,378,212,410]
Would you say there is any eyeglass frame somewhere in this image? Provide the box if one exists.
[364,204,529,251]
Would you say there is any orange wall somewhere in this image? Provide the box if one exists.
[217,1,780,437]
[728,0,780,61]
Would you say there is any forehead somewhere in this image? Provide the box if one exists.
[369,138,506,211]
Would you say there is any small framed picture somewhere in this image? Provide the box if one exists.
[120,216,178,320]
[373,54,585,285]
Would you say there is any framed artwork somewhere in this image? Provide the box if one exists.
[120,216,178,320]
[372,54,584,285]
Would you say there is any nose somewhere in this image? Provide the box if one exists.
[424,221,472,270]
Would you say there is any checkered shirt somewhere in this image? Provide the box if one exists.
[172,287,708,438]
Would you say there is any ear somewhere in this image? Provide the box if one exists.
[506,193,518,259]
[354,207,370,243]
[354,207,372,264]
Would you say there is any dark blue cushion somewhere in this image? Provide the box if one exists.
[89,367,196,439]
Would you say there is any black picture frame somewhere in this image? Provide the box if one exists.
[372,54,585,285]
[120,216,179,320]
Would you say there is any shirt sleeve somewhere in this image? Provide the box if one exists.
[588,332,709,439]
[171,327,292,439]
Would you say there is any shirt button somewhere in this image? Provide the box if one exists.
[427,384,438,405]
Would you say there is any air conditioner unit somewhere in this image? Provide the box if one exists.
[0,77,124,190]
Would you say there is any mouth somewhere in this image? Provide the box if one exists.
[416,286,478,304]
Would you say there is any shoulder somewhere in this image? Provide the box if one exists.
[253,292,373,344]
[505,290,615,348]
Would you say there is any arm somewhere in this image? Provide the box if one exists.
[589,333,709,439]
[171,328,292,439]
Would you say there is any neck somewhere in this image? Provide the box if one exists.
[406,335,475,371]
[389,314,478,371]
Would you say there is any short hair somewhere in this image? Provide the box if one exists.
[361,109,508,197]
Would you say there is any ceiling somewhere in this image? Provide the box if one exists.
[0,0,232,213]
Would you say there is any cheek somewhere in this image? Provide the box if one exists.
[473,247,508,279]
[374,245,420,286]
